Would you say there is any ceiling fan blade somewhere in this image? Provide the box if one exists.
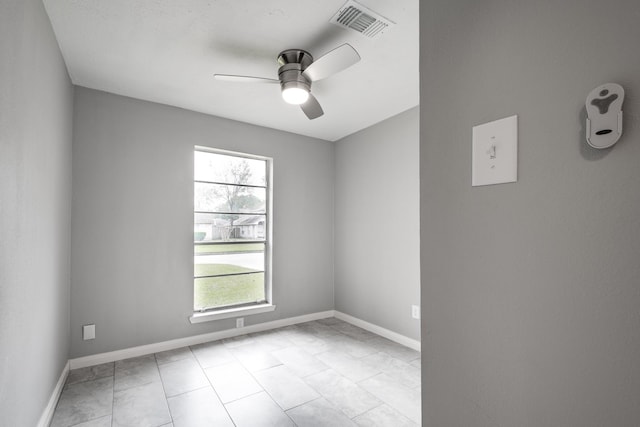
[214,74,279,84]
[300,93,324,120]
[302,44,361,82]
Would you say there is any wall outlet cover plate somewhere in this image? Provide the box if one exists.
[472,115,518,187]
[83,324,96,340]
[412,305,421,319]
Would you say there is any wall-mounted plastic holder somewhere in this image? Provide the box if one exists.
[586,83,624,149]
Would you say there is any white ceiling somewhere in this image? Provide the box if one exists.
[43,0,419,141]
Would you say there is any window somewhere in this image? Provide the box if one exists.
[193,148,271,313]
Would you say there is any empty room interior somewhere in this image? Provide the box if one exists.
[2,0,640,426]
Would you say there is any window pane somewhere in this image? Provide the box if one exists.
[194,182,266,213]
[195,242,264,255]
[195,151,266,186]
[195,213,266,242]
[194,148,270,312]
[194,273,265,311]
[194,250,265,278]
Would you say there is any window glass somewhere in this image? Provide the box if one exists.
[194,149,270,312]
[194,183,266,213]
[195,151,266,186]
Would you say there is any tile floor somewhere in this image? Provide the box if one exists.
[51,317,421,427]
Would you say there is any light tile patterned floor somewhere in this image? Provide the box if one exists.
[51,317,421,427]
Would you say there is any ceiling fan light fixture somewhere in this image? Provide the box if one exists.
[281,83,309,105]
[215,45,360,119]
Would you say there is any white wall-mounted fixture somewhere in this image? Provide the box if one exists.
[586,83,624,149]
[472,115,518,187]
[411,305,421,320]
[82,324,95,340]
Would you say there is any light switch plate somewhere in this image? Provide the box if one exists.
[472,115,518,186]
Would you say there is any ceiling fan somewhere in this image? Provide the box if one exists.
[214,44,361,120]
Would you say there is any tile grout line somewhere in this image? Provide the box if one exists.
[355,371,422,423]
[351,402,387,421]
[110,366,115,427]
[191,343,239,427]
[230,323,362,425]
[301,366,379,421]
[281,323,381,422]
[233,343,300,425]
[154,352,175,427]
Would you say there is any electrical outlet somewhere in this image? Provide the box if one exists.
[411,305,420,320]
[236,318,244,328]
[83,324,96,340]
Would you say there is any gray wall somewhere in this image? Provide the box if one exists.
[0,0,73,425]
[335,108,420,340]
[420,0,640,425]
[70,87,334,357]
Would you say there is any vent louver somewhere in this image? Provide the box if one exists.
[330,0,395,39]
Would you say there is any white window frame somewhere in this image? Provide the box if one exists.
[190,146,274,324]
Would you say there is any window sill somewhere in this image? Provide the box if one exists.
[189,303,276,324]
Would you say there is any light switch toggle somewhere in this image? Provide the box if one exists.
[487,138,497,160]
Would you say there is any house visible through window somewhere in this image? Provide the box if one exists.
[194,148,271,312]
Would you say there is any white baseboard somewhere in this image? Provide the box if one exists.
[46,310,418,424]
[68,309,420,370]
[334,311,421,351]
[37,360,69,427]
[69,310,334,369]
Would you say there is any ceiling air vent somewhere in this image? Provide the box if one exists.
[330,0,395,39]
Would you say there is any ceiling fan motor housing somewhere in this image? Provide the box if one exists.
[277,49,313,93]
